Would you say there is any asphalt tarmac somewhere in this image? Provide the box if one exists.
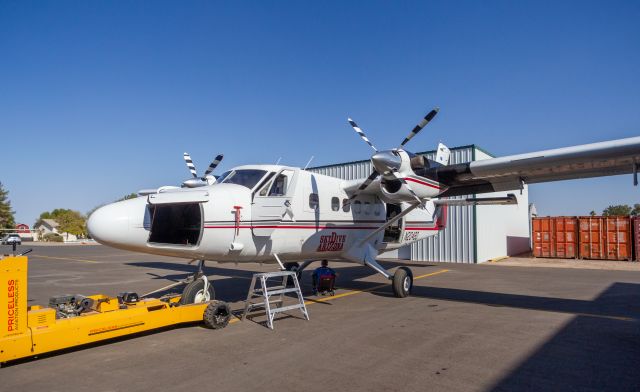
[2,244,639,392]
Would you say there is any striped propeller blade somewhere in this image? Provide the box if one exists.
[345,170,379,206]
[204,154,224,176]
[348,118,378,152]
[183,152,198,178]
[400,107,439,147]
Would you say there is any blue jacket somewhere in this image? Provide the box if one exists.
[312,266,336,281]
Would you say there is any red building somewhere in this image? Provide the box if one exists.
[15,223,29,233]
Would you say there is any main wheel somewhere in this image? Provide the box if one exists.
[203,301,231,329]
[180,278,215,304]
[284,262,301,286]
[392,267,413,298]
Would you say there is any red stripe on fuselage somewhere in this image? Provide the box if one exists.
[404,177,442,190]
[203,225,380,230]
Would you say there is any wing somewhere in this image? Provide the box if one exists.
[426,136,640,197]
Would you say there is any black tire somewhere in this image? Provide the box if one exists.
[180,279,215,305]
[392,267,413,298]
[284,262,300,286]
[203,301,231,329]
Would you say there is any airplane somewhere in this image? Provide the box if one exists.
[87,108,640,301]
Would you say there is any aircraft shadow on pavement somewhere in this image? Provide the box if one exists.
[124,260,439,303]
[126,260,640,388]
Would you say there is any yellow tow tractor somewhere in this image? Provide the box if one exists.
[0,250,231,364]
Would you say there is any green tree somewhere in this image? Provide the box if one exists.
[589,210,596,216]
[36,208,87,239]
[0,182,16,232]
[602,204,633,216]
[631,204,640,216]
[55,210,87,238]
[119,193,138,201]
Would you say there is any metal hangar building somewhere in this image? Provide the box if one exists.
[309,145,532,263]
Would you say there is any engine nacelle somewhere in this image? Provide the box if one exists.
[375,149,444,203]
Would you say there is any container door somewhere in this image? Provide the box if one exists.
[555,217,577,259]
[579,217,603,260]
[635,217,640,261]
[604,217,631,261]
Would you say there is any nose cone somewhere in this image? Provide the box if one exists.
[371,150,401,174]
[87,202,131,245]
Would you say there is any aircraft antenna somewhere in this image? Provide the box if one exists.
[275,157,282,165]
[303,156,315,170]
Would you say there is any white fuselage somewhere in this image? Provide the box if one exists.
[87,165,444,264]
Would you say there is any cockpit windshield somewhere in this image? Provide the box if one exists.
[218,169,268,190]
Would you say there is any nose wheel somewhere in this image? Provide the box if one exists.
[180,276,216,304]
[392,267,413,298]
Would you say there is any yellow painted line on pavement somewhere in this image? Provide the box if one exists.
[230,268,450,324]
[305,269,451,305]
[31,255,101,264]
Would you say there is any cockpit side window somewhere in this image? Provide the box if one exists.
[268,173,288,196]
[258,173,276,196]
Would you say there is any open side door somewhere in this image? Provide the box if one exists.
[252,170,296,237]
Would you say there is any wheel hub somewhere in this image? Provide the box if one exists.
[194,289,210,303]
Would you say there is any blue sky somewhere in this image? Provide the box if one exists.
[1,1,639,225]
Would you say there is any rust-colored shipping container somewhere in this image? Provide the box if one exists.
[532,217,578,258]
[578,216,632,261]
[633,217,640,262]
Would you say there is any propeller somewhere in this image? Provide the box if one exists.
[399,108,439,147]
[182,153,224,188]
[345,107,439,204]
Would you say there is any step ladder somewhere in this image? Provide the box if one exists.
[242,271,309,329]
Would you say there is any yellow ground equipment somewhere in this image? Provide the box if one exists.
[0,255,231,364]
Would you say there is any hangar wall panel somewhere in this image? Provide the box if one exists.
[474,149,532,262]
[309,146,476,263]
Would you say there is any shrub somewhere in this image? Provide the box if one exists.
[43,233,64,242]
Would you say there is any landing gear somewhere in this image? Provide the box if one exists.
[392,267,413,298]
[358,254,413,298]
[179,259,215,304]
[284,262,301,285]
[180,276,215,304]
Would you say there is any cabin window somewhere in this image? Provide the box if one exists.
[331,197,340,211]
[364,201,371,215]
[342,199,350,212]
[354,200,362,213]
[374,203,382,216]
[309,193,319,209]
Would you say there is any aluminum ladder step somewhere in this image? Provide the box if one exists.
[241,270,309,329]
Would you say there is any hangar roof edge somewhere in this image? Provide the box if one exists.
[308,144,495,170]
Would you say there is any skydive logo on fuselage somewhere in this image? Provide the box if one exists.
[317,232,346,252]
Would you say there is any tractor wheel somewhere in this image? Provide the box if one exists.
[203,301,231,329]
